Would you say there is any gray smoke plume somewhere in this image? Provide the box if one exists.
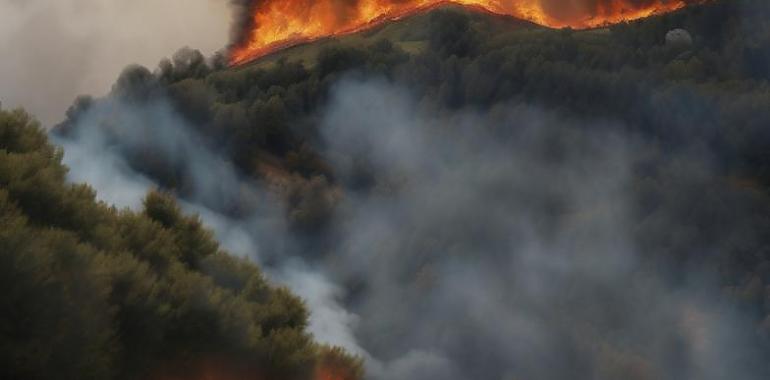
[54,76,768,380]
[228,0,260,48]
[316,79,768,380]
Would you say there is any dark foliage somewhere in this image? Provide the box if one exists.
[49,0,770,375]
[0,109,362,380]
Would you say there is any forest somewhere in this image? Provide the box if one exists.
[0,109,361,379]
[4,0,770,379]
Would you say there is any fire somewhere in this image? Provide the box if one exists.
[315,367,346,380]
[230,0,699,65]
[145,357,266,380]
[147,356,357,380]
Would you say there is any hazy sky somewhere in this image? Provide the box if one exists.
[0,0,231,126]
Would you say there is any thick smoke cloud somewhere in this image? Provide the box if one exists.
[0,0,230,126]
[54,76,769,379]
[318,79,765,380]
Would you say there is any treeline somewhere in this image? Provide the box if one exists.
[59,0,770,183]
[54,0,770,358]
[0,108,362,379]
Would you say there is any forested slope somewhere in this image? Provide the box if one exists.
[57,0,770,326]
[40,0,770,377]
[59,0,770,183]
[0,108,361,380]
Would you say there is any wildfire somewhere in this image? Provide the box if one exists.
[230,0,698,65]
[315,367,347,380]
[147,355,358,380]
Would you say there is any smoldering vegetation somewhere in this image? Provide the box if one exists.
[5,0,770,379]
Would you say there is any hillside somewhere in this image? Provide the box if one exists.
[0,108,362,380]
[58,1,770,189]
[35,0,770,378]
[235,4,539,70]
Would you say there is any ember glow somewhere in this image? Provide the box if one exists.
[230,0,697,65]
[146,353,360,380]
[148,358,354,380]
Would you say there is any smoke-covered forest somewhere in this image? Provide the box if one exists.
[0,109,362,379]
[4,0,770,379]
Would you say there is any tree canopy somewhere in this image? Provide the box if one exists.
[0,108,362,380]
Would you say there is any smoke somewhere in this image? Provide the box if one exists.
[52,93,281,258]
[0,0,230,126]
[0,0,702,125]
[53,74,769,379]
[51,86,368,361]
[227,0,259,48]
[316,79,767,380]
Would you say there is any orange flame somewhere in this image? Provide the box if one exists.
[314,364,356,380]
[145,357,265,380]
[147,356,357,380]
[230,0,698,65]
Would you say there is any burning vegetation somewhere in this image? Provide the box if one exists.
[230,0,699,65]
[146,347,362,380]
[6,0,770,379]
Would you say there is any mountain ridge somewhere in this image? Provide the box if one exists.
[233,4,538,69]
[43,0,770,378]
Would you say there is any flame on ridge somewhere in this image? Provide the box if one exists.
[230,0,697,65]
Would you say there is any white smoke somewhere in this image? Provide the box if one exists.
[51,93,367,360]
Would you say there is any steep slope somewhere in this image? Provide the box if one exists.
[51,1,770,379]
[229,0,699,65]
[236,4,538,70]
[60,1,770,186]
[0,108,362,380]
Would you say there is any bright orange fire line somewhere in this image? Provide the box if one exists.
[230,0,694,66]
